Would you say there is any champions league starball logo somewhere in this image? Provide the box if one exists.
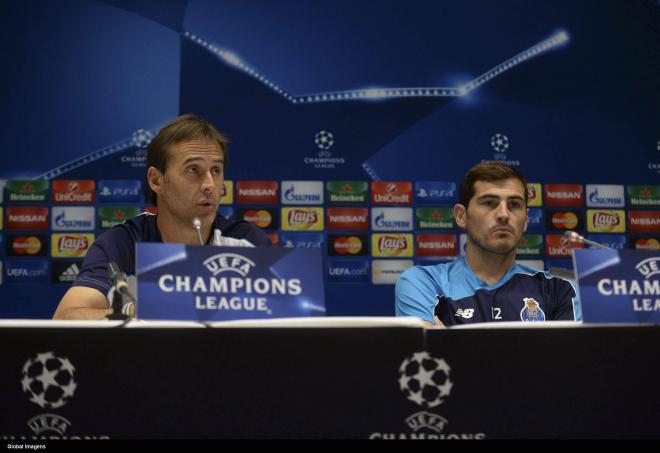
[485,132,520,166]
[131,129,154,149]
[369,352,485,438]
[21,352,77,410]
[314,130,334,150]
[398,352,453,409]
[491,133,509,154]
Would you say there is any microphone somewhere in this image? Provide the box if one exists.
[106,262,135,320]
[563,231,612,250]
[192,217,204,245]
[108,262,129,295]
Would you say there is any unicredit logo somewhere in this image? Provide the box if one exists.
[374,193,410,203]
[288,210,317,225]
[54,192,92,202]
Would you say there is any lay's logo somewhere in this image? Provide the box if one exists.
[372,234,413,257]
[51,234,94,258]
[282,208,323,231]
[587,210,625,233]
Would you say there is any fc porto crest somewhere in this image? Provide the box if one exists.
[520,297,546,322]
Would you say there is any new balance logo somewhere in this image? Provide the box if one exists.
[59,263,80,282]
[454,308,474,319]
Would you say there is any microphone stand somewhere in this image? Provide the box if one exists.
[106,262,134,321]
[106,287,130,320]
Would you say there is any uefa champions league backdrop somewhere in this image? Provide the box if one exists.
[1,0,659,318]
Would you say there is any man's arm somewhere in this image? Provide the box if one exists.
[551,277,580,321]
[395,267,442,327]
[53,286,112,320]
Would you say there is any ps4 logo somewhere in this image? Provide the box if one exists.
[414,182,456,203]
[98,180,142,202]
[281,233,324,249]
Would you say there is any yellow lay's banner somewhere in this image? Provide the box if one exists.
[586,209,626,233]
[219,180,233,205]
[281,207,324,231]
[371,234,414,257]
[51,234,95,258]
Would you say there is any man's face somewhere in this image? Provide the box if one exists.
[154,139,225,228]
[455,178,528,256]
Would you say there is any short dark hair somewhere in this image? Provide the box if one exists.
[146,114,229,205]
[459,162,528,207]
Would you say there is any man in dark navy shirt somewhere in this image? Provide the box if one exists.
[395,162,578,327]
[53,114,271,320]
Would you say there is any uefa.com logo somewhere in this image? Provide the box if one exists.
[0,352,109,439]
[368,352,485,439]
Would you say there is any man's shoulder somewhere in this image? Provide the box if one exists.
[214,215,271,246]
[510,264,577,292]
[400,260,454,283]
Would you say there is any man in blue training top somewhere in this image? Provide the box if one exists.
[395,162,578,327]
[53,114,271,320]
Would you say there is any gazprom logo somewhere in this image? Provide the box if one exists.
[203,253,256,277]
[586,185,624,208]
[281,181,323,205]
[372,208,413,231]
[51,207,95,231]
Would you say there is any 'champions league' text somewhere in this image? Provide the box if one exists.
[158,275,302,311]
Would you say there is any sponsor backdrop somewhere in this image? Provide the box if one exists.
[1,0,659,318]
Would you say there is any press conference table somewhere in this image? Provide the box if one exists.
[0,318,657,439]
